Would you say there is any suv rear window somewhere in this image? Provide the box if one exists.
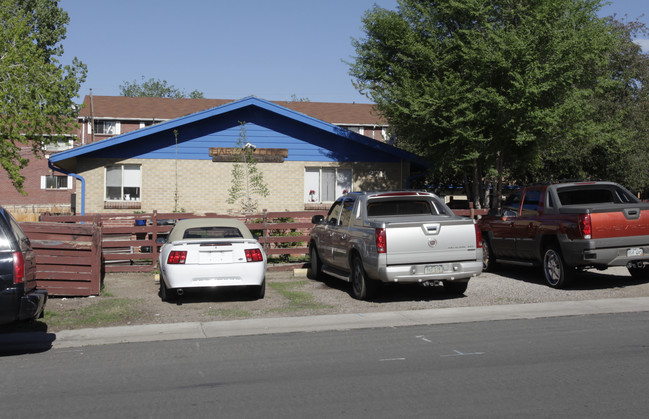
[0,225,10,251]
[0,211,13,251]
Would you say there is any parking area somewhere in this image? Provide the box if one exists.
[29,265,649,333]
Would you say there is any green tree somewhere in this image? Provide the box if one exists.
[119,76,204,99]
[0,0,87,191]
[349,0,626,207]
[575,18,649,194]
[227,122,270,213]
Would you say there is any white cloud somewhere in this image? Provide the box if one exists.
[634,39,649,52]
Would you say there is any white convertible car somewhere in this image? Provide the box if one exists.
[158,218,267,301]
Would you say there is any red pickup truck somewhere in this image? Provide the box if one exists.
[477,181,649,288]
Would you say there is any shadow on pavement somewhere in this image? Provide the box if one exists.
[316,274,467,303]
[489,265,649,290]
[0,321,55,356]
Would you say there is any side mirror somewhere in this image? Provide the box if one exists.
[311,215,325,224]
[156,237,167,244]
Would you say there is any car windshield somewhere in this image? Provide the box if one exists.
[182,226,243,239]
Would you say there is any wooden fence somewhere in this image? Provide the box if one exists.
[38,208,488,276]
[20,221,102,296]
[39,210,329,274]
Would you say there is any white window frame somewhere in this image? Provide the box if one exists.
[92,120,120,135]
[304,167,352,203]
[40,175,72,190]
[42,138,73,151]
[343,125,364,135]
[139,119,163,129]
[105,164,142,201]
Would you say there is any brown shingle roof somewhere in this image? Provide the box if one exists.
[78,96,387,126]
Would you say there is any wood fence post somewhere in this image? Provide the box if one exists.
[262,209,268,250]
[152,210,158,270]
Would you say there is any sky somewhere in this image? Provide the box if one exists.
[59,0,648,104]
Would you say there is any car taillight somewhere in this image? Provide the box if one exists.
[475,224,483,248]
[13,252,25,284]
[579,214,592,239]
[167,251,187,264]
[245,248,264,262]
[375,228,386,253]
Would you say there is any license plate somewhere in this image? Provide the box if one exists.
[424,264,443,274]
[627,248,643,257]
[199,251,231,263]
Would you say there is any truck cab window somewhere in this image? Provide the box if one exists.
[326,200,343,225]
[521,190,541,216]
[502,191,522,217]
[339,198,355,226]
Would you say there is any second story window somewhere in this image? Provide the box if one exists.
[93,120,119,135]
[342,125,364,135]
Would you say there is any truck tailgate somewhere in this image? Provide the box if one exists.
[591,210,649,239]
[384,218,477,265]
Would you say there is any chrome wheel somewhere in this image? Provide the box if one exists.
[543,246,572,288]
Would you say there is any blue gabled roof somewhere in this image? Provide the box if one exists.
[50,96,427,168]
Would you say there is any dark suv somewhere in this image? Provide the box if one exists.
[0,207,47,325]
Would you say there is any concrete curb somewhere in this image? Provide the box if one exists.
[52,296,649,349]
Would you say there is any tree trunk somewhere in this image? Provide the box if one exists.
[472,158,481,209]
[494,150,504,208]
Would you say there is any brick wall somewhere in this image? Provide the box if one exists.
[75,158,410,214]
[0,148,74,211]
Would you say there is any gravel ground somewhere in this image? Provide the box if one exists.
[34,264,649,333]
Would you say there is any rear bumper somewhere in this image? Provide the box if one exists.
[162,263,266,289]
[0,288,47,324]
[561,237,649,268]
[19,289,48,321]
[377,260,483,283]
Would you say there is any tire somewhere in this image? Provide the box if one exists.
[351,254,376,300]
[159,274,175,302]
[444,281,468,295]
[482,238,498,272]
[628,265,649,280]
[250,277,266,300]
[308,244,322,280]
[543,246,573,288]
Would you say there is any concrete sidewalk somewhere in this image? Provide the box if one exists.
[51,296,649,349]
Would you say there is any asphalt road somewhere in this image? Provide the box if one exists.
[2,312,648,418]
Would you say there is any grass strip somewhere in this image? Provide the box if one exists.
[268,280,332,313]
[44,298,145,329]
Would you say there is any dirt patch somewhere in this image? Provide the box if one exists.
[5,266,649,333]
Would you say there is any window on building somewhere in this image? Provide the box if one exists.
[305,167,352,203]
[93,120,119,135]
[342,125,364,135]
[43,138,73,151]
[140,119,164,129]
[106,164,141,201]
[41,175,72,190]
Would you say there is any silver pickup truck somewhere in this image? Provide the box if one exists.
[309,191,483,300]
